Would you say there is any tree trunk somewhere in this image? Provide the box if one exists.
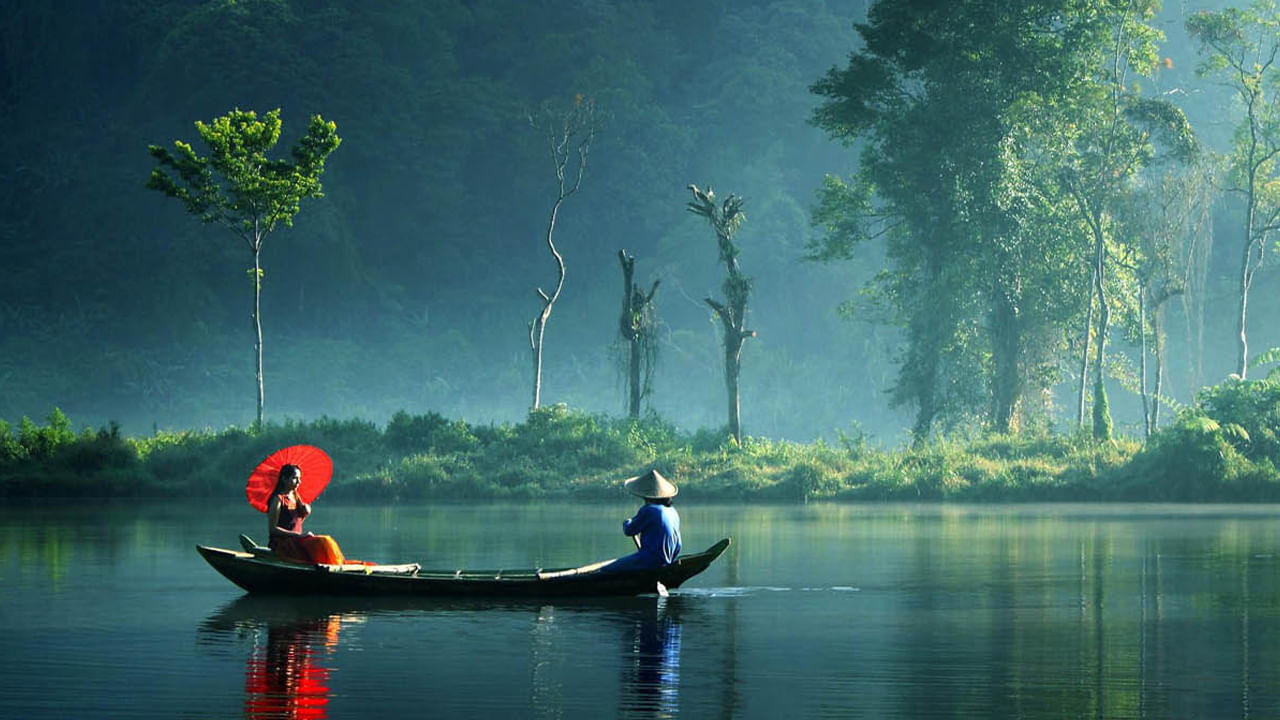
[1090,218,1112,442]
[530,196,566,411]
[629,337,642,418]
[1238,137,1262,380]
[1077,264,1096,430]
[908,244,944,446]
[705,290,751,445]
[725,334,742,443]
[990,290,1020,434]
[619,251,641,418]
[253,243,265,430]
[1153,303,1165,430]
[1236,233,1253,379]
[530,306,549,410]
[706,300,750,444]
[1139,283,1150,439]
[905,311,941,447]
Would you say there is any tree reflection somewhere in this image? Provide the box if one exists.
[619,598,682,719]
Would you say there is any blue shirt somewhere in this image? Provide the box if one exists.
[623,503,682,566]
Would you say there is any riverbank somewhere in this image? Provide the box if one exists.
[5,377,1280,502]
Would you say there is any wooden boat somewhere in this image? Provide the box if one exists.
[197,537,731,597]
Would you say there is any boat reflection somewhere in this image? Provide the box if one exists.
[200,593,706,718]
[619,597,683,719]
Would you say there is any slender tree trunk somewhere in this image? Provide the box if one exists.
[1090,218,1112,441]
[1077,264,1096,429]
[687,186,752,444]
[252,242,265,430]
[1139,283,1150,438]
[629,337,642,418]
[725,335,742,443]
[1237,136,1262,379]
[530,309,548,410]
[530,196,566,410]
[1153,303,1165,430]
[526,98,592,411]
[1236,229,1253,380]
[619,251,642,418]
[707,298,750,444]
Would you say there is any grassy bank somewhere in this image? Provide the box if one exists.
[5,377,1280,502]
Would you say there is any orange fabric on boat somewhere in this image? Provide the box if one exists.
[272,534,346,565]
[307,535,345,565]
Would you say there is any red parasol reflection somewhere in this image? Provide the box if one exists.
[244,615,342,719]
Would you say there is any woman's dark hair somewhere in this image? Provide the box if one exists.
[646,497,673,507]
[274,464,302,492]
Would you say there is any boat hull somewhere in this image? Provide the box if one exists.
[197,538,731,597]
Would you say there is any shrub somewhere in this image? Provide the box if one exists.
[786,461,843,500]
[0,419,23,463]
[384,410,478,455]
[1194,378,1280,463]
[1122,414,1235,500]
[17,409,77,462]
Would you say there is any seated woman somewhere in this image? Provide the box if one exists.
[602,469,681,572]
[267,464,345,564]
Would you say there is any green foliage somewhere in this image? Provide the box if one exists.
[0,412,150,498]
[17,408,76,462]
[1186,1,1280,377]
[806,174,877,263]
[10,388,1280,503]
[1193,378,1280,462]
[1119,376,1280,500]
[1249,347,1280,381]
[146,107,341,427]
[0,420,21,463]
[147,109,341,238]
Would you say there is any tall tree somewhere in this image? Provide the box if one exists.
[1115,159,1212,436]
[687,184,755,444]
[146,108,341,428]
[811,0,1093,441]
[1037,0,1190,441]
[527,95,595,411]
[1188,2,1280,379]
[617,250,660,419]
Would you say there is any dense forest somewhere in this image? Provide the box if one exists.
[1,0,1276,450]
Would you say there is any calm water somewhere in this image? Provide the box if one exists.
[4,501,1280,719]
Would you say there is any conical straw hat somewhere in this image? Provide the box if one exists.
[623,469,678,499]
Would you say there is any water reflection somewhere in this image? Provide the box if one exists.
[200,594,712,719]
[242,615,340,719]
[201,598,353,720]
[526,596,692,719]
[619,597,682,719]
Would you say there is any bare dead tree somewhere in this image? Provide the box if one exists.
[687,184,755,444]
[618,250,660,418]
[527,95,595,410]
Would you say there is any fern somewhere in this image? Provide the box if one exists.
[1248,347,1280,381]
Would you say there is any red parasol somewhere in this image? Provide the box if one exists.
[246,445,333,512]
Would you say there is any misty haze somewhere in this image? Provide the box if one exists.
[1,0,1262,446]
